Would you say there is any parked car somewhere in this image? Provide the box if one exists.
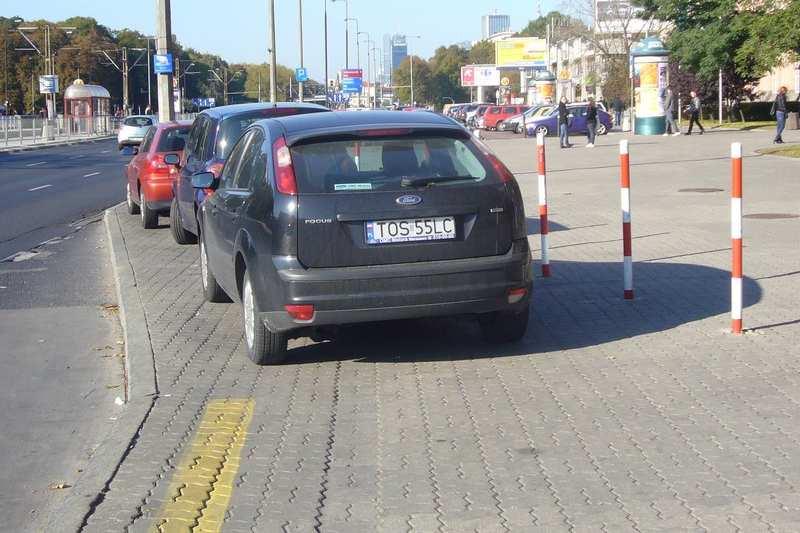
[192,110,532,365]
[117,115,157,150]
[466,104,490,128]
[482,105,529,130]
[525,103,613,137]
[125,120,192,228]
[498,105,553,133]
[166,102,329,245]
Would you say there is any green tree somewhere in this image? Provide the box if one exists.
[428,45,469,108]
[393,56,432,105]
[518,11,585,39]
[468,40,495,65]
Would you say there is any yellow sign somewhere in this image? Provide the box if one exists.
[495,37,547,67]
[501,77,510,86]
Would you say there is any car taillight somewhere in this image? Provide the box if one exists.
[272,136,297,195]
[149,155,168,171]
[285,304,314,321]
[507,287,527,304]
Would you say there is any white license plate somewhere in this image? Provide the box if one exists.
[365,216,456,245]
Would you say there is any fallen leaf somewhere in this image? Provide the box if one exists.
[48,482,71,490]
[106,384,121,389]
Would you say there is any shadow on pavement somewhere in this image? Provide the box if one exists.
[283,260,762,365]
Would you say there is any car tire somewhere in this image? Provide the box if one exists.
[515,123,523,134]
[140,190,158,229]
[242,270,287,365]
[126,182,140,215]
[199,236,230,303]
[534,125,549,137]
[170,197,197,245]
[479,306,530,344]
[596,123,608,135]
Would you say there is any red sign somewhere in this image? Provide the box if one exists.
[461,66,475,86]
[341,69,363,79]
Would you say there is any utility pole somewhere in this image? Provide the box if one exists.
[298,0,304,102]
[258,70,262,102]
[146,38,152,111]
[174,57,181,112]
[122,47,129,113]
[155,0,175,122]
[224,68,229,105]
[268,0,277,103]
[323,0,329,97]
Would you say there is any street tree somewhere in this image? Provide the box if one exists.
[393,56,432,105]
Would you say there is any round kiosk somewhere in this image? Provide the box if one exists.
[63,79,111,134]
[631,37,670,135]
[530,70,556,106]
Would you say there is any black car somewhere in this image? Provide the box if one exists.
[168,102,329,244]
[192,111,532,365]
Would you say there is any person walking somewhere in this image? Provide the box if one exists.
[771,86,788,144]
[686,91,705,135]
[558,96,571,148]
[586,97,598,148]
[612,96,624,129]
[663,87,680,136]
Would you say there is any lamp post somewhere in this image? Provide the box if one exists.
[298,0,304,102]
[407,34,421,106]
[331,0,350,69]
[347,18,360,71]
[370,45,379,108]
[357,30,368,106]
[359,35,372,108]
[268,0,277,103]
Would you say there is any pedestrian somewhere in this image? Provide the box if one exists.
[771,86,788,144]
[558,96,571,149]
[612,96,624,129]
[686,91,705,135]
[663,87,680,136]
[586,97,597,148]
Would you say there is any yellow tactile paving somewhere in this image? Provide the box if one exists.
[151,399,255,533]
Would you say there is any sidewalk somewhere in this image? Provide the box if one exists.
[80,129,800,532]
[0,133,115,153]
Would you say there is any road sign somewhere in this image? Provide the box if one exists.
[153,53,174,74]
[501,77,511,87]
[191,97,216,108]
[38,75,58,94]
[340,69,363,94]
[295,67,309,83]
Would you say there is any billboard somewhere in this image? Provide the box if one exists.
[38,75,59,94]
[460,65,501,87]
[340,69,363,94]
[495,37,547,68]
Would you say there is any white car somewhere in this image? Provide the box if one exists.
[117,115,157,150]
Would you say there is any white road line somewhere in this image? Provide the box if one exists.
[101,150,110,153]
[26,161,46,167]
[83,171,101,178]
[28,184,52,192]
[69,155,85,159]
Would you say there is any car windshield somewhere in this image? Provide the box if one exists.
[156,127,191,152]
[216,108,323,158]
[124,117,153,127]
[291,134,489,194]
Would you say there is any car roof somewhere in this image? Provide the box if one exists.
[154,120,193,130]
[200,102,328,120]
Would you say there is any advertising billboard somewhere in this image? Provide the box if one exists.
[495,38,547,68]
[460,65,501,87]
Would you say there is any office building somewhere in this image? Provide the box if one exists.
[481,11,510,40]
[383,34,408,85]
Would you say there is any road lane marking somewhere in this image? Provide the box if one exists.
[69,155,85,159]
[28,184,52,192]
[101,149,111,153]
[83,172,101,178]
[26,161,46,167]
[153,399,255,532]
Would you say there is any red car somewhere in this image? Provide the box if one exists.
[125,120,192,228]
[481,105,529,130]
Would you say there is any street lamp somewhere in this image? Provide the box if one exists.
[407,34,421,106]
[347,18,360,71]
[331,0,350,69]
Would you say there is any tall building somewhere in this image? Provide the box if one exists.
[383,34,408,85]
[481,11,510,40]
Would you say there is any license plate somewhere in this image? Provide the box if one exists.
[365,216,456,245]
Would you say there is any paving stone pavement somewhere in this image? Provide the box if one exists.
[85,128,800,532]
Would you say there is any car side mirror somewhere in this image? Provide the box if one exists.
[164,153,180,166]
[191,172,216,189]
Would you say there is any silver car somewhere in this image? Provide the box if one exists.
[117,115,157,149]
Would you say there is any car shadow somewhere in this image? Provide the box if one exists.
[284,259,762,365]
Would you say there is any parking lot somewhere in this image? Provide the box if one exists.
[82,127,800,532]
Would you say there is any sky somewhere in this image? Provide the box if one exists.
[5,0,560,81]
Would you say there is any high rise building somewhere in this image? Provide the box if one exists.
[383,34,408,85]
[481,11,510,40]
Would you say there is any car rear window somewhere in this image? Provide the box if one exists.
[216,108,325,159]
[124,117,153,127]
[291,134,490,194]
[156,127,191,152]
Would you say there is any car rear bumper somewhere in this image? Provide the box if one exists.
[142,178,174,206]
[260,241,532,332]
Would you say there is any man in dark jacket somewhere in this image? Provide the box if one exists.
[686,91,704,135]
[772,86,788,144]
[586,98,598,148]
[612,96,624,128]
[558,97,571,148]
[663,87,680,136]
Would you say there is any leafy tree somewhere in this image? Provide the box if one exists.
[428,45,469,107]
[468,40,495,65]
[393,56,432,105]
[518,11,586,40]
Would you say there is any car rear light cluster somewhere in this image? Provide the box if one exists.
[507,287,528,304]
[272,136,298,195]
[285,304,314,321]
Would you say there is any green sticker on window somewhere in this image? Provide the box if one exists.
[334,183,373,191]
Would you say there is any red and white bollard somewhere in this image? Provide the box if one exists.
[537,131,551,277]
[620,140,633,300]
[731,142,743,334]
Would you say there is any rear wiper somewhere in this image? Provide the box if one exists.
[401,175,476,187]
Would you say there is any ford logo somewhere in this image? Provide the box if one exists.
[396,194,422,206]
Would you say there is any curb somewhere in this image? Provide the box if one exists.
[0,135,115,154]
[42,206,158,533]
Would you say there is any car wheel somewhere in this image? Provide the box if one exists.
[479,306,530,344]
[534,125,549,137]
[515,123,523,134]
[140,190,158,229]
[242,270,287,365]
[199,236,230,303]
[126,182,140,215]
[596,123,608,135]
[496,120,505,131]
[117,144,123,151]
[170,197,197,245]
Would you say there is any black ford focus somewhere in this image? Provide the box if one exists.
[193,111,532,365]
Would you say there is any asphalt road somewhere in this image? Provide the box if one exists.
[0,139,126,261]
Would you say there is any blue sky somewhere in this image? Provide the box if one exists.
[6,0,557,81]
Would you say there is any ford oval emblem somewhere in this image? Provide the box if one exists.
[396,194,422,206]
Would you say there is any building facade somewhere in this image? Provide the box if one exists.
[383,34,408,85]
[481,12,511,40]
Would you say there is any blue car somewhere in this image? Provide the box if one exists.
[526,103,612,138]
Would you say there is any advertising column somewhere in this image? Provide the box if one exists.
[631,37,670,135]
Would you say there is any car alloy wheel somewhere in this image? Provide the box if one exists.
[200,240,209,291]
[596,123,608,135]
[243,276,256,349]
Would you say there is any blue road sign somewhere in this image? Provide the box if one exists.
[341,77,362,94]
[153,53,174,74]
[295,67,309,83]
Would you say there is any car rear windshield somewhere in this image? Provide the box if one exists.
[290,134,490,194]
[124,117,153,127]
[216,108,324,159]
[156,127,191,152]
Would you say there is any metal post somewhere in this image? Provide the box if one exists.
[409,55,414,106]
[718,68,723,126]
[155,0,175,122]
[122,47,129,114]
[731,142,743,333]
[268,0,277,103]
[620,140,633,300]
[344,0,349,69]
[146,38,152,111]
[323,0,328,98]
[298,0,304,102]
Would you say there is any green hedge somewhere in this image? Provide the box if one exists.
[698,101,799,121]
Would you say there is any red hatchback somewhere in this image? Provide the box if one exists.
[482,105,529,130]
[126,121,192,228]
